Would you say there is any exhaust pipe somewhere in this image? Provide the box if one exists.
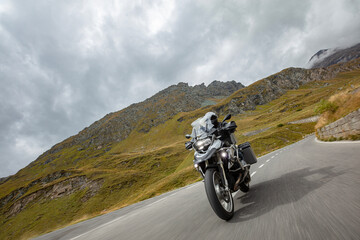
[233,167,249,191]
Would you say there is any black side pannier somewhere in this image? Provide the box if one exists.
[238,142,257,165]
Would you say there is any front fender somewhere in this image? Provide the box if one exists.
[193,139,221,165]
[194,148,217,165]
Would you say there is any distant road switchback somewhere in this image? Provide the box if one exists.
[35,135,360,240]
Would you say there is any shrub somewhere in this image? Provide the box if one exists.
[314,99,338,114]
[328,136,337,142]
[277,123,284,127]
[350,135,360,141]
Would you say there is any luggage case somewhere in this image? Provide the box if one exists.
[238,142,257,164]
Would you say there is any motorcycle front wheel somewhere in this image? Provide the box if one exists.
[204,168,234,220]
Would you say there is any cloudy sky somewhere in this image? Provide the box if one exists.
[1,0,360,177]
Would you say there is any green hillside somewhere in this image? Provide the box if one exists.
[1,59,360,239]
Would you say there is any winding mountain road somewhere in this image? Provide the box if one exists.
[35,135,360,240]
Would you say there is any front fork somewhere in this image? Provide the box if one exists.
[217,160,230,192]
[195,160,230,191]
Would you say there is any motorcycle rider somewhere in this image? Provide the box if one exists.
[189,112,249,168]
[210,113,219,128]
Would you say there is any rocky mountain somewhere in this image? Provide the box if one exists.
[308,42,360,68]
[205,59,360,117]
[39,81,244,160]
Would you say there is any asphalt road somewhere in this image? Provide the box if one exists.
[35,135,360,240]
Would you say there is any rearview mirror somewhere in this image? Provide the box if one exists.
[222,114,231,122]
[185,134,191,139]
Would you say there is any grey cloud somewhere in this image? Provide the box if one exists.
[1,0,360,177]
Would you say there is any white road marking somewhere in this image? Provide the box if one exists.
[266,159,270,163]
[271,156,275,159]
[251,171,256,177]
[145,198,166,208]
[314,138,360,144]
[259,164,264,168]
[70,195,170,240]
[185,184,198,189]
[69,214,126,240]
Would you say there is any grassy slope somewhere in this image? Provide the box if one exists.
[315,71,360,131]
[1,68,360,239]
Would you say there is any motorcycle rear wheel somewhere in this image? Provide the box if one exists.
[204,168,234,220]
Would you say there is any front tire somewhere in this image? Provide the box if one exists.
[204,168,234,220]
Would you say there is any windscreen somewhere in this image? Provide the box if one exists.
[190,112,216,139]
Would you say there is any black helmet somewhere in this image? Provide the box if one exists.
[210,114,219,127]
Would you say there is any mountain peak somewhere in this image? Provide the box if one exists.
[42,80,244,155]
[176,82,189,87]
[308,42,360,68]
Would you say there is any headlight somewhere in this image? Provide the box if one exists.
[220,150,228,159]
[194,138,212,152]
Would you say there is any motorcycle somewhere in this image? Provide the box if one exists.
[185,112,257,220]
